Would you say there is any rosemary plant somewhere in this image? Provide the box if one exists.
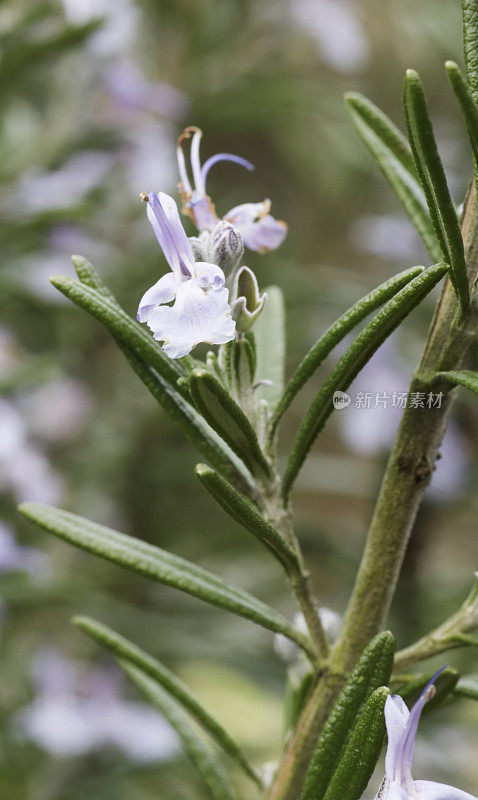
[19,3,478,798]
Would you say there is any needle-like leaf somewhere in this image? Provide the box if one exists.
[195,464,300,572]
[345,92,441,262]
[121,661,237,800]
[438,369,478,395]
[188,369,272,478]
[283,263,448,499]
[73,615,261,786]
[50,275,187,393]
[19,503,315,657]
[270,266,424,439]
[403,69,470,312]
[321,687,390,800]
[463,0,478,103]
[445,60,478,184]
[301,632,394,800]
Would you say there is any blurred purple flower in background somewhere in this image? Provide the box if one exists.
[177,127,287,252]
[20,378,92,444]
[16,649,180,761]
[138,191,235,358]
[105,60,189,121]
[12,152,114,214]
[0,399,63,505]
[289,0,369,72]
[61,0,139,57]
[350,215,425,263]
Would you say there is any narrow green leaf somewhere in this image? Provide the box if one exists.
[19,503,314,656]
[322,687,390,800]
[50,275,187,393]
[403,69,470,311]
[121,662,236,800]
[283,263,448,499]
[195,464,300,571]
[301,631,395,800]
[438,368,478,395]
[71,254,118,304]
[73,615,261,786]
[119,343,254,492]
[253,286,285,410]
[345,92,441,262]
[454,674,478,700]
[463,0,478,103]
[445,61,478,180]
[270,266,424,439]
[188,369,272,478]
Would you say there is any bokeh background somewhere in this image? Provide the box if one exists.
[0,0,477,797]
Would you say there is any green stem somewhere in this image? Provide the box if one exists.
[394,573,478,670]
[259,477,330,661]
[267,183,478,800]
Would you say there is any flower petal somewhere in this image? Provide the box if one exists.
[225,200,287,252]
[401,669,446,782]
[189,196,219,231]
[146,192,177,269]
[137,272,178,323]
[147,277,235,358]
[384,694,410,782]
[145,192,194,277]
[414,780,477,800]
[384,781,410,800]
[157,191,195,275]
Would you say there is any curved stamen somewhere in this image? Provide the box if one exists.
[190,128,204,194]
[177,126,201,194]
[176,143,192,193]
[201,153,254,190]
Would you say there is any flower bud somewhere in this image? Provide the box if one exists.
[208,221,244,272]
[231,266,266,332]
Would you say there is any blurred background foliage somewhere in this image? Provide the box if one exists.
[0,0,476,797]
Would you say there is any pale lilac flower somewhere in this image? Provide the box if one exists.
[105,60,189,121]
[17,648,179,762]
[376,670,477,800]
[60,0,138,57]
[289,0,369,73]
[13,152,113,213]
[21,378,92,443]
[0,400,63,505]
[177,127,287,253]
[138,191,235,358]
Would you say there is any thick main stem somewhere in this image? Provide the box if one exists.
[268,184,478,800]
